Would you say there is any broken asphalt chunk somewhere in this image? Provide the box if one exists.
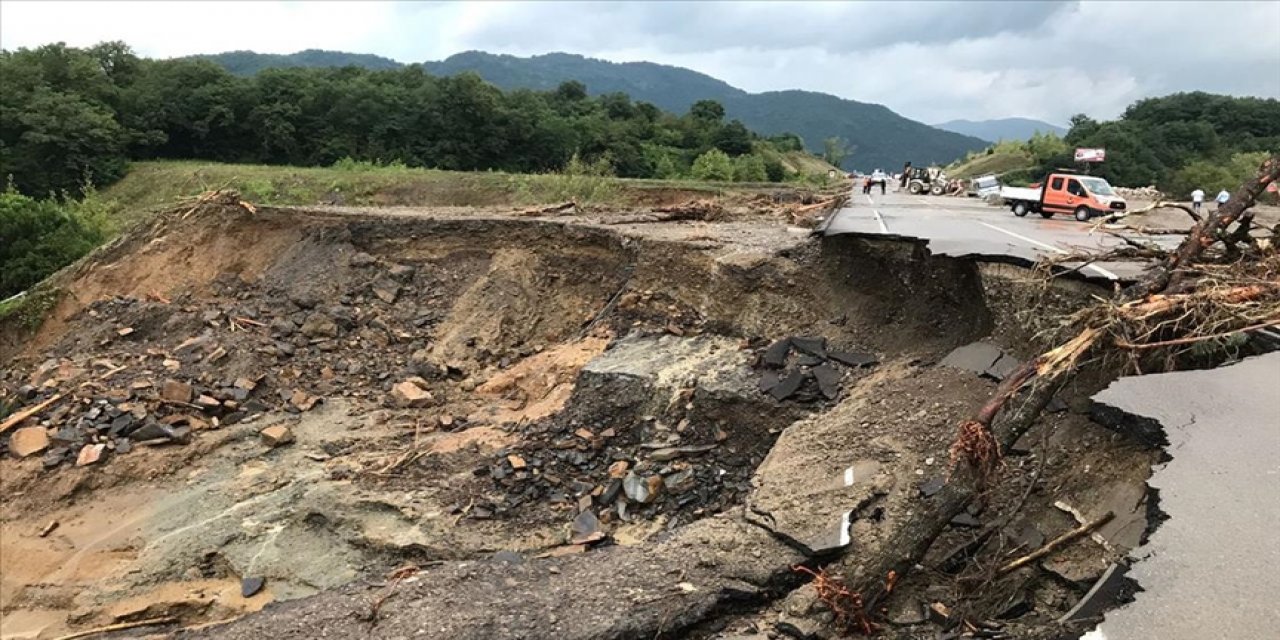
[789,336,827,359]
[919,476,946,498]
[940,342,1004,376]
[769,370,805,401]
[949,513,982,528]
[824,350,875,371]
[762,339,791,368]
[1058,563,1129,623]
[811,363,841,399]
[758,370,781,393]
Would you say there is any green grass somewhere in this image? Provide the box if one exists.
[0,287,60,330]
[104,160,789,227]
[947,150,1036,180]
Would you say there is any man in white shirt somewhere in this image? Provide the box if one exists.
[1190,188,1205,213]
[1216,189,1231,209]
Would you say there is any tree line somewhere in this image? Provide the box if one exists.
[1044,92,1278,193]
[1,42,813,198]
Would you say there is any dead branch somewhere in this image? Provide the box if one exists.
[1126,154,1280,300]
[515,201,578,217]
[1114,317,1279,350]
[1102,200,1202,226]
[997,512,1114,576]
[0,393,64,433]
[793,566,877,635]
[51,617,178,640]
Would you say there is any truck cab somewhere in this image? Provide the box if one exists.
[1041,174,1126,221]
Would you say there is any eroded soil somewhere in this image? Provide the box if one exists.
[1,199,1158,640]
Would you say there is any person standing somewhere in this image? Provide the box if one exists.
[1216,188,1231,209]
[1190,187,1205,214]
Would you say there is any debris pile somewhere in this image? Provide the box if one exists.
[756,335,879,401]
[1113,185,1164,200]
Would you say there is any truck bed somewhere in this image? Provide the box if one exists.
[1000,186,1042,202]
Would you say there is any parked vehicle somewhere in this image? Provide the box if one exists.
[905,166,948,195]
[969,174,1001,198]
[1000,173,1127,221]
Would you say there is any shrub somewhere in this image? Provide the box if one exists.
[0,186,112,298]
[691,149,734,182]
[733,154,768,182]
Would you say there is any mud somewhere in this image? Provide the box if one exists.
[2,200,1161,639]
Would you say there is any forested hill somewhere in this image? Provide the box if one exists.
[424,52,989,172]
[196,49,989,171]
[189,49,401,75]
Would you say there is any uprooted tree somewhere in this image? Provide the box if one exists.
[824,154,1280,630]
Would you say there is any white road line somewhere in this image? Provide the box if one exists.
[977,221,1120,280]
[872,209,889,233]
[864,194,875,205]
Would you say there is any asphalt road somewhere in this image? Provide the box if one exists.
[822,188,1184,281]
[1089,352,1280,640]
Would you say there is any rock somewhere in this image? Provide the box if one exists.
[75,443,106,466]
[372,279,401,304]
[130,422,179,442]
[387,263,416,281]
[300,312,339,339]
[389,381,434,408]
[241,577,265,598]
[161,379,194,404]
[996,591,1033,620]
[570,510,605,545]
[888,600,927,625]
[624,472,659,504]
[327,306,357,329]
[927,602,953,626]
[492,550,524,564]
[348,252,377,267]
[919,476,946,498]
[289,389,320,411]
[763,339,791,368]
[42,448,67,468]
[195,395,222,410]
[663,469,697,494]
[811,364,841,400]
[607,460,630,478]
[775,616,829,639]
[507,454,527,470]
[769,370,805,401]
[9,427,50,458]
[600,478,623,505]
[950,513,982,528]
[289,290,322,309]
[259,425,295,447]
[270,317,296,337]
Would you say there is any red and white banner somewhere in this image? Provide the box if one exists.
[1074,148,1106,162]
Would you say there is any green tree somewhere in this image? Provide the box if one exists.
[822,137,849,167]
[691,148,734,181]
[732,153,767,182]
[0,188,110,297]
[714,120,753,156]
[689,99,725,122]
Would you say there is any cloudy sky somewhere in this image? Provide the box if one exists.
[2,0,1277,125]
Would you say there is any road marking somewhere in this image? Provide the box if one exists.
[864,194,875,205]
[872,208,889,233]
[977,221,1120,280]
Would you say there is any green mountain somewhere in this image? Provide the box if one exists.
[195,49,987,171]
[190,49,401,76]
[933,118,1067,143]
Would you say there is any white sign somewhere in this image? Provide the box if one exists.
[1075,148,1106,162]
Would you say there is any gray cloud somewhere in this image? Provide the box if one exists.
[457,1,1075,56]
[3,1,1276,125]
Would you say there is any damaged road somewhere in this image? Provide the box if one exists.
[0,195,1205,639]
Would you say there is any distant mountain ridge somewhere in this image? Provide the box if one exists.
[189,49,401,75]
[192,49,989,170]
[933,117,1066,143]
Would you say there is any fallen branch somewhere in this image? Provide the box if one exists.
[1114,317,1280,350]
[51,617,178,640]
[0,393,64,433]
[515,201,578,217]
[997,512,1114,576]
[1102,200,1202,225]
